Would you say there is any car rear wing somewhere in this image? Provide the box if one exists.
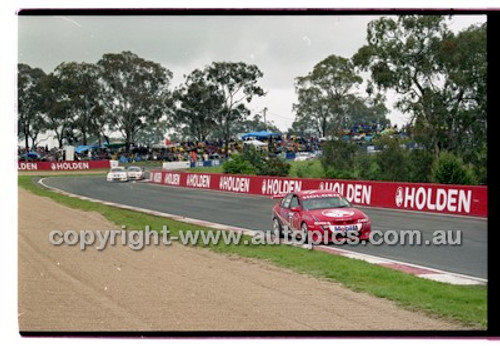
[270,193,287,200]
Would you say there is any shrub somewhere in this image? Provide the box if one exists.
[222,146,290,176]
[222,154,257,175]
[407,148,434,183]
[354,153,381,180]
[431,151,476,185]
[321,139,358,174]
[375,137,409,182]
[258,156,291,176]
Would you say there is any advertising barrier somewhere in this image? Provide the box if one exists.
[18,160,111,171]
[149,170,488,218]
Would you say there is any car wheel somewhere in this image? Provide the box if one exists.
[272,217,282,237]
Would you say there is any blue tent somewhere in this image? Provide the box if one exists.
[75,145,99,154]
[241,131,281,140]
[19,151,41,159]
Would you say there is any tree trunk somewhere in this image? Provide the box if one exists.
[82,130,87,145]
[125,130,131,153]
[224,118,230,157]
[24,132,29,151]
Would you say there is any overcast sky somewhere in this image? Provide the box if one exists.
[18,14,486,130]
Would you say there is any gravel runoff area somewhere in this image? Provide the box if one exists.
[18,188,463,331]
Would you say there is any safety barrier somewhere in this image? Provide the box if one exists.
[162,161,191,170]
[18,160,111,171]
[149,170,488,218]
[189,159,222,168]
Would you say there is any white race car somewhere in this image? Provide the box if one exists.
[106,167,129,182]
[127,166,145,180]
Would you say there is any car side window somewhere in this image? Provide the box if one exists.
[290,195,300,208]
[281,194,293,209]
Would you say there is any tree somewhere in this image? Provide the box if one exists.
[97,51,173,152]
[172,69,223,141]
[135,119,170,146]
[48,62,103,145]
[18,64,47,149]
[233,113,281,134]
[293,55,363,137]
[353,16,486,162]
[346,93,390,128]
[204,62,265,154]
[40,69,75,148]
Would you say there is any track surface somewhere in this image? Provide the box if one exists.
[19,188,461,331]
[43,176,488,279]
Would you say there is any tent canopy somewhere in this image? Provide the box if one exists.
[75,145,100,154]
[241,131,281,140]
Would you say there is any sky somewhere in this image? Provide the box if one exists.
[18,13,486,131]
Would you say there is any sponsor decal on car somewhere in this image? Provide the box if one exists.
[321,210,355,218]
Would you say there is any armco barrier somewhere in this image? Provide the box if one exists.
[149,170,488,218]
[18,160,111,171]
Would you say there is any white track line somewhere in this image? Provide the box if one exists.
[37,178,486,286]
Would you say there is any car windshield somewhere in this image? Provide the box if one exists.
[302,197,352,210]
[128,167,141,172]
[111,168,125,172]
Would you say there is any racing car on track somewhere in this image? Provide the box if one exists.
[106,167,129,182]
[127,166,145,180]
[272,190,371,244]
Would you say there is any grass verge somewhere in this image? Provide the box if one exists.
[18,175,487,328]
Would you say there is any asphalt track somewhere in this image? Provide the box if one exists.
[41,176,488,279]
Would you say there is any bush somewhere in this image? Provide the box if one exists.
[354,153,381,180]
[222,154,257,175]
[258,156,291,176]
[431,151,476,185]
[321,139,358,174]
[375,137,409,182]
[290,160,325,178]
[407,149,434,183]
[222,146,290,176]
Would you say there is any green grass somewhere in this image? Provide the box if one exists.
[288,159,325,178]
[18,175,487,328]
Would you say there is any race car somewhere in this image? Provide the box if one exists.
[127,166,145,180]
[106,167,129,182]
[272,190,371,244]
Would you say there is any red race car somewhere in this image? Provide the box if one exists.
[272,190,371,244]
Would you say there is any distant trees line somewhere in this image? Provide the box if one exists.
[18,15,486,183]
